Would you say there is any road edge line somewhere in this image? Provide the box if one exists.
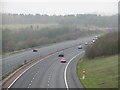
[5,45,80,89]
[64,51,85,89]
[7,53,55,89]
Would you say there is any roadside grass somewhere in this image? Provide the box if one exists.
[2,48,30,57]
[77,55,118,88]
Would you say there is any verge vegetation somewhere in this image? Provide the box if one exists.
[3,26,103,53]
[85,32,118,59]
[77,32,119,88]
[2,14,117,53]
[77,55,118,88]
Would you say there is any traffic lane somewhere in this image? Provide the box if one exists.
[52,50,83,88]
[10,46,81,88]
[1,44,69,75]
[66,53,84,88]
[2,37,93,76]
[10,46,83,88]
[24,46,83,88]
[3,37,91,63]
[2,51,39,75]
[11,53,59,88]
[31,58,61,88]
[2,40,87,76]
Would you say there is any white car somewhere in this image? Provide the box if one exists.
[85,42,88,45]
[95,36,98,38]
[78,45,82,49]
[95,36,98,40]
[92,40,95,43]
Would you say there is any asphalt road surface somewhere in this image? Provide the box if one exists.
[2,37,93,76]
[10,46,85,88]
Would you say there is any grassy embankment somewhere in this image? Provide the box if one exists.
[77,32,119,88]
[77,55,118,88]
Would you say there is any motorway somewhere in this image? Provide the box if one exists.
[9,45,85,88]
[2,37,93,76]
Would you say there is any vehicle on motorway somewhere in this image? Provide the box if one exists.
[58,52,64,57]
[60,58,67,63]
[33,49,38,52]
[78,45,82,49]
[85,42,88,45]
[95,36,98,40]
[95,35,98,38]
[92,40,95,43]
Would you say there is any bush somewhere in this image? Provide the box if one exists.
[86,31,118,59]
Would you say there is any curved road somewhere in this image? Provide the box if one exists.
[9,46,85,88]
[2,37,93,76]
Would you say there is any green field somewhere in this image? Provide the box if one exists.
[77,55,118,88]
[2,23,59,30]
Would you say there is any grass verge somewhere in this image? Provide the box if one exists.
[77,55,118,88]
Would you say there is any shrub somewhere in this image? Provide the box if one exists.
[86,31,118,59]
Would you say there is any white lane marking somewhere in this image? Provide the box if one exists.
[27,87,29,88]
[33,77,34,80]
[31,81,32,83]
[29,83,31,86]
[64,51,85,89]
[7,53,56,89]
[48,81,49,83]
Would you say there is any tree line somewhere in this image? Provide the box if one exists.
[2,13,117,53]
[2,13,117,28]
[3,26,103,53]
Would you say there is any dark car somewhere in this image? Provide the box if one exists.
[33,49,38,52]
[58,52,64,57]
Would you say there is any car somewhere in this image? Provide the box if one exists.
[58,52,64,57]
[33,49,38,52]
[85,42,88,45]
[78,45,82,49]
[95,36,98,40]
[60,58,67,63]
[95,37,98,40]
[95,36,98,38]
[92,40,95,43]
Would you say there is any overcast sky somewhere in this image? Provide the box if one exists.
[0,0,119,15]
